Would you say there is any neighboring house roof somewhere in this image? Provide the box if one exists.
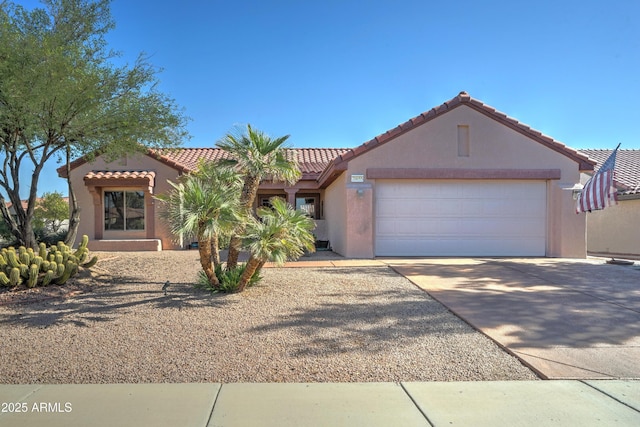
[579,149,640,196]
[318,92,595,186]
[5,197,69,213]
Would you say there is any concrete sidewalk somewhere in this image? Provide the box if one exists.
[1,381,639,426]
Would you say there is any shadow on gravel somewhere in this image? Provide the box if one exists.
[249,287,478,356]
[0,274,234,329]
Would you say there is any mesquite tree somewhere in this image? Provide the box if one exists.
[0,0,189,247]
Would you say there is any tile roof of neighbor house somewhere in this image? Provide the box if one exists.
[5,197,70,211]
[579,149,640,195]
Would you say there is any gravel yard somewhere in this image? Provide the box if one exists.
[0,251,538,384]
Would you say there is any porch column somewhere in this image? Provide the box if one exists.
[345,183,374,258]
[145,188,155,239]
[88,187,102,240]
[284,188,297,207]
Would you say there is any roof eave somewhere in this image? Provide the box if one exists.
[57,148,188,178]
[320,92,595,173]
[317,158,349,188]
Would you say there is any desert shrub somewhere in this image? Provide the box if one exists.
[35,229,69,246]
[196,264,262,293]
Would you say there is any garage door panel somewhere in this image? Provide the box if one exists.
[375,180,546,256]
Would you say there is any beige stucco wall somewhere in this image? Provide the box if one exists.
[586,198,640,259]
[323,173,347,255]
[68,153,182,250]
[337,104,586,258]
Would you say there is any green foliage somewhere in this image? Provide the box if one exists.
[234,197,316,292]
[247,197,316,265]
[156,161,242,247]
[155,160,242,288]
[0,0,189,247]
[33,192,69,234]
[196,264,262,294]
[216,124,301,270]
[0,220,16,244]
[158,125,312,294]
[0,235,96,288]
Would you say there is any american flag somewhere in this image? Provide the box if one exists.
[576,144,620,213]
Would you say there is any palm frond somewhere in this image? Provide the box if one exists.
[246,197,315,265]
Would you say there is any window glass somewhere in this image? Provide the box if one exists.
[296,197,316,218]
[104,191,125,230]
[125,191,145,230]
[104,190,145,231]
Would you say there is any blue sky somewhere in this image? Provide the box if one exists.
[16,0,640,196]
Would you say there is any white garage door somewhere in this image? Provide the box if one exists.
[375,180,546,256]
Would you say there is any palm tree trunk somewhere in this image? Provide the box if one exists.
[198,236,220,288]
[210,232,221,269]
[255,260,266,276]
[237,255,262,292]
[226,174,261,270]
[225,235,242,270]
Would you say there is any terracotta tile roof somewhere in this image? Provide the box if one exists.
[150,148,231,173]
[60,147,350,180]
[84,170,156,180]
[579,149,640,195]
[83,170,156,187]
[152,147,351,177]
[319,91,596,187]
[292,148,351,174]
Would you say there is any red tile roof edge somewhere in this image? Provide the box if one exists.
[58,147,352,179]
[329,91,595,172]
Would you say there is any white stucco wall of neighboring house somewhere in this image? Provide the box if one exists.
[586,198,640,259]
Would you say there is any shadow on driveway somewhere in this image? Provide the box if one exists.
[389,258,640,379]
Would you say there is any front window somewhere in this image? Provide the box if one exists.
[104,190,145,231]
[296,196,317,219]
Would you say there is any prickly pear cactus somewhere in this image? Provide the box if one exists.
[0,235,97,288]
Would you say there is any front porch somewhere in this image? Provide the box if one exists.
[89,239,162,251]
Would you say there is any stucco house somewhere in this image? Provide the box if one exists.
[578,149,640,260]
[58,92,595,257]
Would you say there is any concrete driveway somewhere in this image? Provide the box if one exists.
[387,258,640,380]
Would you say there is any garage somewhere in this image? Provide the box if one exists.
[375,180,547,256]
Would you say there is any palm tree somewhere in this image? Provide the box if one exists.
[155,161,241,288]
[236,197,315,292]
[217,124,301,270]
